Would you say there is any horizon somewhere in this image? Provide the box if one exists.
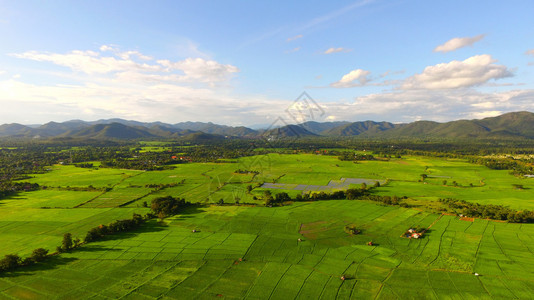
[4,110,532,129]
[1,1,533,125]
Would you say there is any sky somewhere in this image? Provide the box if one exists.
[0,0,533,127]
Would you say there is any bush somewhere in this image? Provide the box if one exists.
[62,233,73,251]
[84,213,148,243]
[30,248,49,263]
[0,254,21,271]
[151,196,189,217]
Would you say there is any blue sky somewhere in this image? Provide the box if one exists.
[1,0,533,126]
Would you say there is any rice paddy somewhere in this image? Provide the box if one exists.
[1,152,534,298]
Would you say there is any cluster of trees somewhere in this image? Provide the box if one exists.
[56,232,81,253]
[338,151,375,161]
[234,169,259,174]
[467,157,533,176]
[0,248,49,272]
[0,231,80,273]
[262,186,408,207]
[50,185,109,192]
[0,182,40,199]
[84,213,149,242]
[439,198,534,223]
[150,196,191,218]
[144,182,182,189]
[100,157,179,171]
[74,162,94,168]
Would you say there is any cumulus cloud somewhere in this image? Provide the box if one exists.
[402,54,512,89]
[331,69,371,88]
[157,58,239,83]
[324,47,352,54]
[2,45,248,123]
[287,34,303,42]
[320,89,534,123]
[12,50,159,74]
[434,34,485,53]
[0,77,290,124]
[12,46,239,84]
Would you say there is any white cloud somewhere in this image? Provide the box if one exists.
[331,69,371,88]
[318,89,534,123]
[0,78,289,124]
[287,34,303,42]
[12,46,239,84]
[99,45,116,52]
[402,54,512,90]
[324,47,352,54]
[156,57,239,83]
[525,49,534,56]
[12,50,159,75]
[1,46,247,123]
[434,34,485,53]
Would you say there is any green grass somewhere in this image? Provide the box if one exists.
[2,152,534,298]
[26,165,142,188]
[0,201,533,299]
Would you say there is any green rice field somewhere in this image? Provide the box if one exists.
[1,152,534,298]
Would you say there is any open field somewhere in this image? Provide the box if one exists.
[2,152,534,298]
[1,201,533,299]
[19,153,534,209]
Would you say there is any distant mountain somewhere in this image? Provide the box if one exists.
[181,132,226,141]
[299,121,351,135]
[174,122,256,137]
[324,121,397,136]
[2,111,534,140]
[262,124,317,139]
[64,123,156,139]
[37,121,90,136]
[0,123,35,137]
[477,111,534,138]
[378,111,534,139]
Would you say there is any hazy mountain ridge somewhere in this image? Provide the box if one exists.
[1,111,534,140]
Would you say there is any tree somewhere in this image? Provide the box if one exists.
[62,233,73,251]
[0,254,21,271]
[274,192,291,203]
[442,180,447,185]
[151,196,189,217]
[420,174,427,181]
[263,190,274,206]
[360,183,367,190]
[30,248,49,263]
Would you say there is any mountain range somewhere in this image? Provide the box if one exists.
[2,111,534,140]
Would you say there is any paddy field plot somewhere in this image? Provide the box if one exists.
[249,154,534,210]
[2,152,534,298]
[1,201,533,299]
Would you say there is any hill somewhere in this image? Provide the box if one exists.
[262,124,317,139]
[0,123,36,137]
[2,111,534,140]
[65,123,156,139]
[299,121,350,135]
[379,111,534,139]
[324,121,397,136]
